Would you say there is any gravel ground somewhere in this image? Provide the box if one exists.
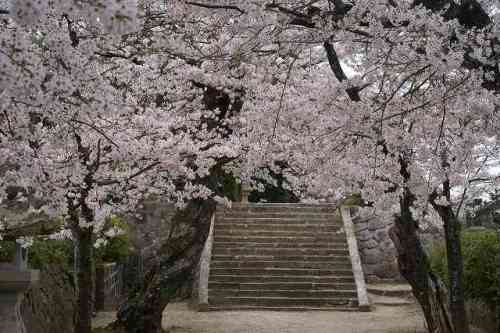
[162,302,427,333]
[92,312,117,329]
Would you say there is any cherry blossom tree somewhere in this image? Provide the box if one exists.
[107,1,500,332]
[250,2,499,333]
[173,2,500,333]
[0,1,246,332]
[2,1,500,333]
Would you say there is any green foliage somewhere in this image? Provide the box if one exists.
[341,193,364,206]
[0,241,15,262]
[222,173,240,202]
[429,230,500,309]
[28,239,74,270]
[95,216,133,263]
[429,240,448,281]
[249,167,299,203]
[0,239,73,269]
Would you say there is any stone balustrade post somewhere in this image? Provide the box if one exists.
[241,183,251,204]
[0,242,39,333]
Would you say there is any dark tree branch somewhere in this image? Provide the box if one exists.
[186,1,245,14]
[265,3,310,19]
[272,58,297,139]
[96,161,161,186]
[265,2,316,28]
[95,51,144,65]
[71,118,120,149]
[332,0,353,16]
[63,14,79,48]
[323,41,361,101]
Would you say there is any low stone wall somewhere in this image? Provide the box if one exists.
[21,265,75,333]
[352,215,401,282]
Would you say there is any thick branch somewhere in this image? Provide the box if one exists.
[95,51,145,65]
[96,161,161,186]
[63,14,79,48]
[323,41,361,101]
[186,2,245,14]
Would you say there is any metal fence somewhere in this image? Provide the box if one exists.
[104,263,123,302]
[96,253,145,311]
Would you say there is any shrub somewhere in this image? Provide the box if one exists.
[0,241,16,262]
[0,239,73,270]
[429,230,500,309]
[28,239,74,270]
[95,216,133,263]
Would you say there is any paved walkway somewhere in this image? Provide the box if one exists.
[162,302,427,333]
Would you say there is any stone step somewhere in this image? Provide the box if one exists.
[208,296,358,307]
[366,283,413,298]
[209,274,356,284]
[212,242,348,249]
[213,236,347,243]
[211,260,352,270]
[368,294,415,306]
[211,247,350,256]
[214,230,344,237]
[207,305,359,311]
[221,204,337,213]
[217,217,338,224]
[215,223,341,232]
[210,267,355,276]
[211,254,351,262]
[219,212,339,219]
[208,281,357,290]
[209,289,358,298]
[206,203,360,312]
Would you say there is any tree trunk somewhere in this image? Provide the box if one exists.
[390,187,454,333]
[113,83,241,333]
[115,199,216,333]
[74,227,94,333]
[433,204,470,333]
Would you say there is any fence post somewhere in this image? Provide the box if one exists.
[95,264,105,312]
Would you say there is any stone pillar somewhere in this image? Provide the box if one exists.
[241,183,251,204]
[0,243,39,333]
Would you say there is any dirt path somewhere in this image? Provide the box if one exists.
[162,302,427,333]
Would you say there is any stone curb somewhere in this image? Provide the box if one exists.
[340,206,371,311]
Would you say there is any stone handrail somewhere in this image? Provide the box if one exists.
[196,211,216,311]
[340,206,371,311]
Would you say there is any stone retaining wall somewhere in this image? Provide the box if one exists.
[352,212,443,282]
[125,199,176,265]
[352,215,401,282]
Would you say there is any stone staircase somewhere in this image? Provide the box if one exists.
[206,203,363,311]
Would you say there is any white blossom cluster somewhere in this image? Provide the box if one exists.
[1,0,499,244]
